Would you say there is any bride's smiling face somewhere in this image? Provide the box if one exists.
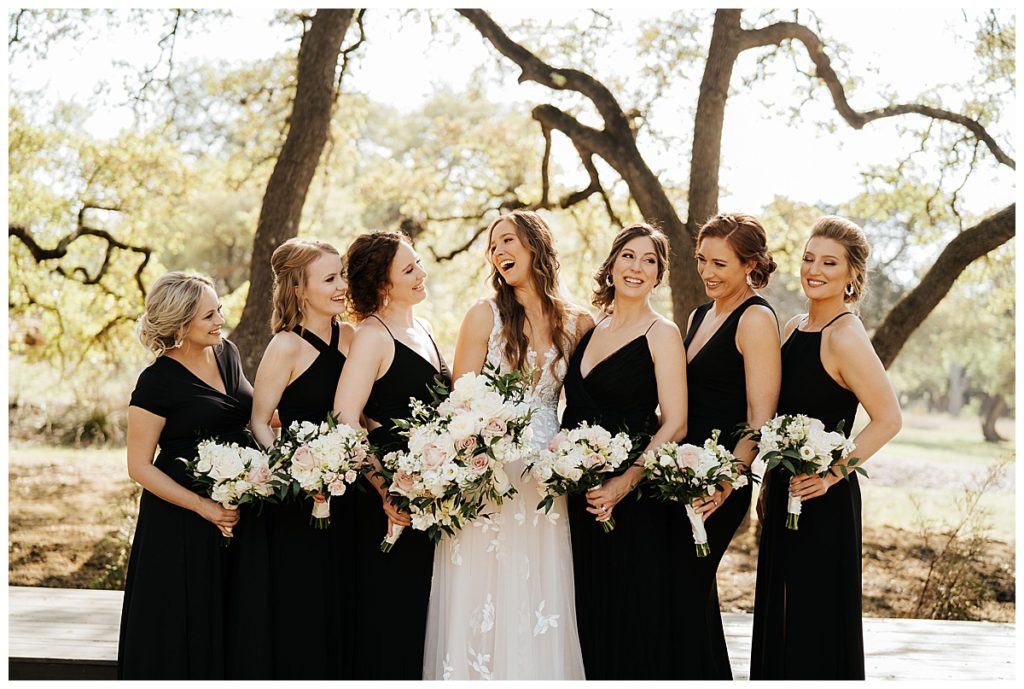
[488,220,533,288]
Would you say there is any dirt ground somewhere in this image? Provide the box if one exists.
[8,448,1015,622]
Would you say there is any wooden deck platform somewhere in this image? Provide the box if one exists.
[8,585,1016,680]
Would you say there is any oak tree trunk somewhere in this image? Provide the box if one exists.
[231,9,355,378]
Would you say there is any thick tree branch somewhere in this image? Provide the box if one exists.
[9,205,153,300]
[740,21,1015,169]
[457,9,634,142]
[871,204,1015,367]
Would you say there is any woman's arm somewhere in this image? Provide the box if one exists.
[696,305,781,518]
[126,406,239,537]
[452,300,495,379]
[250,334,297,450]
[790,319,902,501]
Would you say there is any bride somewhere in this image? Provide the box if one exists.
[422,210,593,680]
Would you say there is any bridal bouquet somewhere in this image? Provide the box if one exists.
[179,437,277,544]
[526,422,633,532]
[271,413,370,529]
[640,430,750,556]
[378,364,536,552]
[744,414,863,530]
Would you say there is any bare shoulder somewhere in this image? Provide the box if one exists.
[823,314,873,358]
[338,320,356,351]
[461,298,497,335]
[353,318,392,346]
[738,303,780,333]
[648,315,681,342]
[264,329,303,358]
[783,314,805,341]
[574,308,596,334]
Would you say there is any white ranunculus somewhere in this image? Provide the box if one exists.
[798,444,816,461]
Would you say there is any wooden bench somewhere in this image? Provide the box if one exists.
[8,585,1015,680]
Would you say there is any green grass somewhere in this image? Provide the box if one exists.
[886,426,1015,466]
[862,485,1015,544]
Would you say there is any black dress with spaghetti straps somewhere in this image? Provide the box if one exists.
[562,319,692,679]
[750,311,864,680]
[261,320,356,679]
[118,339,252,679]
[678,295,775,679]
[352,317,451,680]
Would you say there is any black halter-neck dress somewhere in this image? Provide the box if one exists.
[750,311,864,680]
[263,320,356,679]
[352,317,451,680]
[678,295,775,679]
[562,320,693,679]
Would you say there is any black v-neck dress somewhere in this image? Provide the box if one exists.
[750,312,864,680]
[263,320,356,679]
[678,295,775,679]
[118,339,253,679]
[352,317,451,680]
[562,321,693,679]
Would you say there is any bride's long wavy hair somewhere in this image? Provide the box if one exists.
[486,210,577,375]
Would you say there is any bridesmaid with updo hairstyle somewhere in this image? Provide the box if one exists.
[250,237,355,679]
[677,212,782,679]
[750,216,901,680]
[334,230,449,680]
[118,272,249,679]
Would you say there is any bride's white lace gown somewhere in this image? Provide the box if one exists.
[422,300,586,680]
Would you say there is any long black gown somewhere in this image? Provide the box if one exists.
[118,339,252,679]
[679,295,774,679]
[562,320,692,679]
[352,316,450,680]
[264,320,356,679]
[750,311,865,680]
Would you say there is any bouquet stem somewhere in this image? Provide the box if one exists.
[599,515,616,533]
[221,504,238,547]
[684,504,710,558]
[786,492,802,531]
[380,524,405,553]
[310,494,331,529]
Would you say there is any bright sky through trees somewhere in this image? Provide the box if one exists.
[9,7,1012,216]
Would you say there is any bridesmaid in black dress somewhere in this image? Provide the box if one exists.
[750,216,901,680]
[679,212,781,679]
[334,230,449,680]
[249,238,356,679]
[561,224,688,679]
[118,272,247,679]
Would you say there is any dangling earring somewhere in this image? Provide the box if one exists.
[173,334,184,349]
[845,282,855,298]
[745,272,754,287]
[496,274,505,286]
[383,294,390,308]
[605,273,614,287]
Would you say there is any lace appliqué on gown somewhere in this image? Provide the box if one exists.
[422,299,586,680]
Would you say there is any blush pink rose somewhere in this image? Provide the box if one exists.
[422,443,447,470]
[293,446,316,471]
[676,445,702,471]
[246,465,271,484]
[469,453,491,475]
[482,418,508,439]
[455,436,479,454]
[392,470,416,494]
[344,470,358,483]
[328,480,347,496]
[352,445,368,465]
[582,452,605,469]
[548,432,568,452]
